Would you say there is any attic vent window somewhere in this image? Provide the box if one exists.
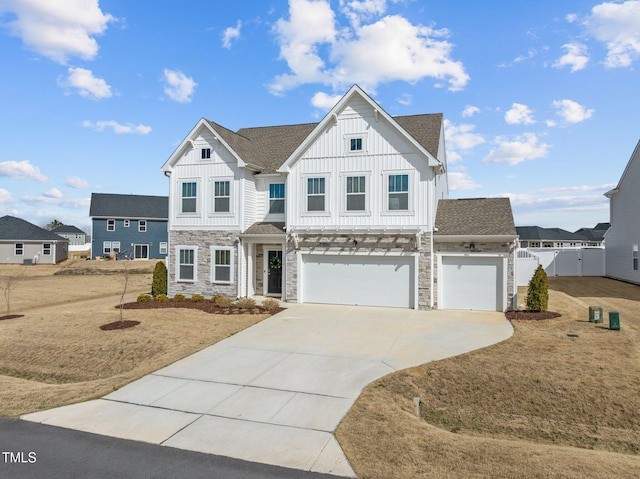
[201,148,211,159]
[350,138,362,151]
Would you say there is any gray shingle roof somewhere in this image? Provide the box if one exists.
[242,222,286,235]
[517,226,587,242]
[0,216,67,241]
[89,193,168,219]
[207,113,443,174]
[435,198,516,236]
[51,225,85,235]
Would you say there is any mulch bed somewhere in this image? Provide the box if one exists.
[505,310,561,320]
[119,300,284,315]
[0,314,24,321]
[100,320,141,330]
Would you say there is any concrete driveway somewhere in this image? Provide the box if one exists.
[23,303,513,477]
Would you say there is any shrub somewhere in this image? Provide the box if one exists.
[137,294,152,303]
[191,294,205,302]
[526,265,549,312]
[211,295,224,303]
[235,297,256,309]
[173,294,186,302]
[214,295,234,308]
[151,261,167,297]
[262,298,280,311]
[155,294,169,302]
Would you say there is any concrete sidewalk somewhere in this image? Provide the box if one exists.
[22,304,513,477]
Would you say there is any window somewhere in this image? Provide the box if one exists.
[178,247,196,281]
[181,182,197,213]
[159,242,168,255]
[212,247,233,283]
[123,220,130,228]
[307,177,326,212]
[214,181,230,213]
[15,243,23,255]
[43,243,51,255]
[346,176,366,211]
[103,241,120,255]
[201,148,211,159]
[350,137,363,151]
[107,219,115,231]
[269,183,285,214]
[633,245,638,271]
[388,174,409,211]
[346,134,366,153]
[138,220,147,232]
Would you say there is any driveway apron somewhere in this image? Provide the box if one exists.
[22,304,513,477]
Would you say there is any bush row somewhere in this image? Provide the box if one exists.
[136,294,280,311]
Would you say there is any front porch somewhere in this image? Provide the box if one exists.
[240,222,286,299]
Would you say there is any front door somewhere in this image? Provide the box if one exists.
[134,244,149,260]
[266,250,282,295]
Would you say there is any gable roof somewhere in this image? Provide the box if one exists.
[435,198,516,237]
[89,193,168,220]
[51,225,86,235]
[0,216,67,241]
[605,139,640,197]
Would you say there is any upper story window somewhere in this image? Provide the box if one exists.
[201,148,211,159]
[15,243,23,255]
[346,134,366,154]
[43,243,51,255]
[181,182,197,213]
[138,220,147,232]
[123,219,130,228]
[214,180,231,213]
[350,138,363,151]
[633,245,638,271]
[269,183,285,214]
[346,176,366,211]
[107,219,115,231]
[388,174,409,211]
[307,177,326,212]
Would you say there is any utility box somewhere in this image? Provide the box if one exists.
[589,306,603,323]
[609,311,620,330]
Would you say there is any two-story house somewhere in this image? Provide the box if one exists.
[162,85,516,310]
[89,193,168,260]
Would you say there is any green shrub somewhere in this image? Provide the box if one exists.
[214,295,234,308]
[173,294,186,302]
[235,297,256,309]
[155,294,169,302]
[191,294,205,302]
[151,261,167,297]
[526,265,549,312]
[137,294,152,303]
[262,298,280,311]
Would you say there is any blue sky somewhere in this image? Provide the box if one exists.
[0,0,638,233]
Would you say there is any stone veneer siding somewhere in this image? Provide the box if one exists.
[433,240,516,310]
[168,230,238,298]
[285,232,434,310]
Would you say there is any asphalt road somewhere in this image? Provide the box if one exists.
[0,417,346,479]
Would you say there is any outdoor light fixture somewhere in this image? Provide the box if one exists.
[470,242,476,251]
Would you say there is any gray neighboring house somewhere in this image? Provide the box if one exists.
[0,215,69,264]
[516,226,595,248]
[50,225,87,245]
[574,223,609,247]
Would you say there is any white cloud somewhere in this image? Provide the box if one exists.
[43,188,63,199]
[504,191,608,213]
[82,120,152,134]
[553,42,589,72]
[483,133,549,165]
[163,69,197,103]
[539,183,616,194]
[222,20,242,49]
[505,103,535,125]
[584,0,640,68]
[461,105,479,118]
[66,176,90,189]
[61,67,112,99]
[0,160,48,182]
[397,93,412,106]
[444,120,485,152]
[448,168,480,191]
[0,0,114,63]
[513,49,537,63]
[552,99,594,123]
[310,91,342,109]
[270,1,469,95]
[0,188,14,204]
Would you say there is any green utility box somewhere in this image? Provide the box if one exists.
[589,306,603,323]
[609,311,620,330]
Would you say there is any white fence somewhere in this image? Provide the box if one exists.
[516,248,606,286]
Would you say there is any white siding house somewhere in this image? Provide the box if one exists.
[605,140,640,285]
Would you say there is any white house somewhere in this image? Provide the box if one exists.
[605,140,640,285]
[162,85,516,311]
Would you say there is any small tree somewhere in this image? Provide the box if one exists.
[119,260,129,321]
[151,261,167,297]
[2,270,25,316]
[526,265,549,312]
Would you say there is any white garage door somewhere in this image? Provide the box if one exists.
[302,255,414,308]
[441,256,503,311]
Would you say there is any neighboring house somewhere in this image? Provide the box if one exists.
[162,85,516,311]
[604,140,640,285]
[51,224,87,245]
[516,226,603,248]
[0,215,68,264]
[89,193,168,260]
[574,223,609,247]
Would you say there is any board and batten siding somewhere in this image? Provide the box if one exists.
[255,175,287,223]
[287,99,438,230]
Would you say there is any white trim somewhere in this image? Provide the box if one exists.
[210,245,234,284]
[176,245,198,283]
[382,170,414,215]
[178,179,200,216]
[134,244,150,260]
[159,242,168,255]
[344,133,367,154]
[138,220,147,232]
[340,172,371,216]
[210,176,234,216]
[302,173,331,216]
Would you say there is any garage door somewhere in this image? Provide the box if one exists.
[441,256,503,311]
[302,255,414,308]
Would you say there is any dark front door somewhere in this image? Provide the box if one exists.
[267,250,282,295]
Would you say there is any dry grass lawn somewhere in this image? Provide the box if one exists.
[0,261,270,417]
[337,277,640,478]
